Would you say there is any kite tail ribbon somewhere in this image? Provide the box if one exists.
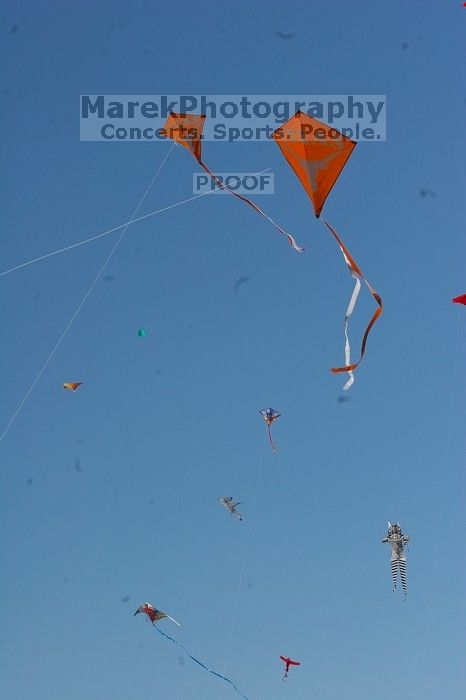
[342,266,362,391]
[321,219,383,389]
[267,424,278,453]
[154,627,250,700]
[198,160,305,253]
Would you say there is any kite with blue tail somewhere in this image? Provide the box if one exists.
[134,602,249,700]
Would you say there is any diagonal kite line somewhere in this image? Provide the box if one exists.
[0,162,275,443]
[0,168,272,278]
[0,145,174,443]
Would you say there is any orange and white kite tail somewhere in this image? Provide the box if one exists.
[198,160,305,254]
[341,260,362,391]
[286,233,305,253]
[321,219,382,389]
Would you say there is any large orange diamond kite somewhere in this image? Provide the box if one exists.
[273,111,356,218]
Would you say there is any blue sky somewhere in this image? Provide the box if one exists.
[1,2,465,699]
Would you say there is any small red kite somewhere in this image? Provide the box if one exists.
[452,294,466,305]
[280,655,300,680]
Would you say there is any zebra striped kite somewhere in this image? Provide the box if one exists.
[382,522,410,596]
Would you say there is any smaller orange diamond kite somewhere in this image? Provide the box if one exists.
[163,113,304,253]
[63,382,82,391]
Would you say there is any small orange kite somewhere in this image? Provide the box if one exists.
[63,382,82,391]
[163,113,304,253]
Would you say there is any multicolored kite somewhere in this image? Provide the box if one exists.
[134,602,180,626]
[273,112,383,389]
[280,655,301,680]
[134,604,249,700]
[452,294,466,305]
[163,113,304,253]
[63,382,82,391]
[259,408,281,453]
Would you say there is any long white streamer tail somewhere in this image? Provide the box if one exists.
[166,614,181,626]
[342,270,362,390]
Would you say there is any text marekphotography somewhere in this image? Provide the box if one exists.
[80,94,386,142]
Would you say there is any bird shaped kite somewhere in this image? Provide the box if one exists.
[280,656,301,680]
[63,382,82,391]
[218,496,243,522]
[273,111,383,390]
[134,602,181,626]
[452,294,466,305]
[162,113,304,253]
[382,522,410,596]
[259,408,281,453]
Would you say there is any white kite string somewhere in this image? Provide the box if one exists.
[51,147,174,698]
[217,436,267,698]
[1,192,212,277]
[256,670,285,698]
[0,144,174,444]
[53,315,146,700]
[0,168,272,278]
[429,308,463,601]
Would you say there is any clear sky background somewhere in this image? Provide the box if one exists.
[1,2,465,699]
